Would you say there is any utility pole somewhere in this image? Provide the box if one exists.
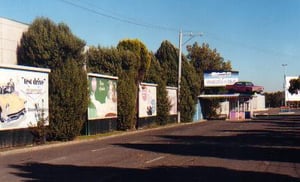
[282,63,288,107]
[177,30,202,123]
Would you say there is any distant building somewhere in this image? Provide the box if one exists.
[0,17,28,65]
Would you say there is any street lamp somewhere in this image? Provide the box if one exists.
[178,30,202,123]
[282,63,288,107]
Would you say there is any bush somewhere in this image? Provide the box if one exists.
[48,59,88,140]
[117,71,137,130]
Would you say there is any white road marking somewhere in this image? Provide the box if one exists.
[43,156,67,163]
[145,156,165,164]
[91,146,111,152]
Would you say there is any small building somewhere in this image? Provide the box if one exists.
[199,93,266,120]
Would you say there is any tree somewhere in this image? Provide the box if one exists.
[265,91,283,108]
[288,77,300,95]
[144,53,171,125]
[187,42,232,119]
[117,39,151,129]
[117,39,151,85]
[86,45,145,130]
[155,40,200,122]
[87,46,121,76]
[116,71,136,130]
[17,17,88,141]
[180,57,200,122]
[49,59,88,140]
[187,42,232,89]
[18,17,85,69]
[155,40,178,87]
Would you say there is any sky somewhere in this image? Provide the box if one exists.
[1,0,300,92]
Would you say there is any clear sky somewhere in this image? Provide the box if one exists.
[1,0,300,92]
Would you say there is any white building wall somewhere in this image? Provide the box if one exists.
[0,17,28,65]
[251,94,266,111]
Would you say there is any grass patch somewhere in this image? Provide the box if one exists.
[75,131,124,141]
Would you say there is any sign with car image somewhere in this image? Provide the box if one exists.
[0,65,50,131]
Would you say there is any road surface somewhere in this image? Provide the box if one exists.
[1,120,300,181]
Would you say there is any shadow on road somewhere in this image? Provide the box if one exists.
[10,162,299,182]
[117,120,300,163]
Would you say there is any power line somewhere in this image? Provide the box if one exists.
[59,0,299,62]
[59,0,178,32]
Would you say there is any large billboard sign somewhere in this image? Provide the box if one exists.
[0,65,50,131]
[139,83,157,117]
[166,87,177,115]
[88,73,118,120]
[285,76,300,101]
[204,71,239,87]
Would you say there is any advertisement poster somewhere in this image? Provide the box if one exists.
[204,71,239,87]
[139,83,157,117]
[285,76,300,101]
[88,74,118,120]
[0,67,49,131]
[166,87,177,115]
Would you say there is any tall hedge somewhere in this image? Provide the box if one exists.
[117,71,136,130]
[117,39,151,129]
[145,54,171,125]
[156,40,200,122]
[49,59,88,140]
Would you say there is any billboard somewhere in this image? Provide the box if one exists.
[285,76,300,101]
[204,71,239,87]
[139,83,157,117]
[88,74,118,120]
[0,66,50,131]
[166,87,177,115]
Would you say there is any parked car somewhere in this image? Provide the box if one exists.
[225,81,264,94]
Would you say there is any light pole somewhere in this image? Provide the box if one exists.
[282,63,287,107]
[178,30,202,123]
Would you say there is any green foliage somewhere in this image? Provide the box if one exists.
[187,42,232,118]
[48,59,88,140]
[265,91,283,107]
[87,41,150,130]
[117,39,151,128]
[145,54,171,125]
[180,58,201,122]
[17,17,88,141]
[179,78,195,122]
[155,40,178,87]
[200,98,221,119]
[87,46,121,76]
[288,77,300,95]
[116,71,137,130]
[18,17,85,69]
[117,39,151,84]
[155,40,201,122]
[29,101,48,145]
[187,42,232,90]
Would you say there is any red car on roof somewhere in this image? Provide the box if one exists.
[225,81,264,94]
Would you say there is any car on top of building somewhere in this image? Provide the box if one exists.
[225,81,264,94]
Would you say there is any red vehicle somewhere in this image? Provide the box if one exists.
[225,81,264,94]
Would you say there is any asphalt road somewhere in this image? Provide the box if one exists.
[1,120,300,182]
